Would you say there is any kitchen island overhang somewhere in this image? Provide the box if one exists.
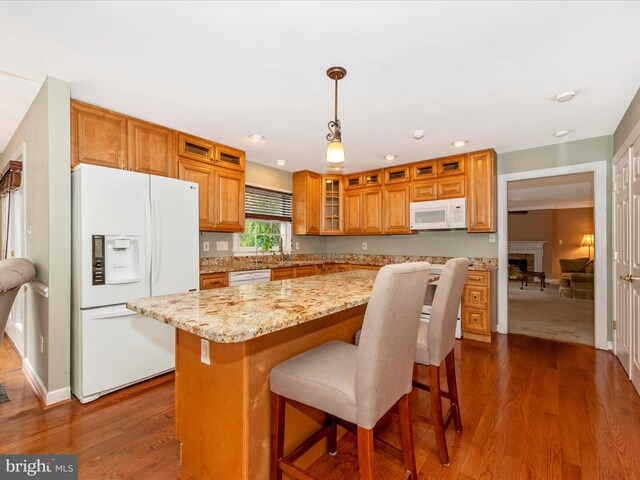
[126,270,379,480]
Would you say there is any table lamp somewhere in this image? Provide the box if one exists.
[580,233,594,259]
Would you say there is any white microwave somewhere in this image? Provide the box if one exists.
[409,198,467,230]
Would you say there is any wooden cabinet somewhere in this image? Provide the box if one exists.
[437,176,465,199]
[466,149,496,233]
[321,264,338,274]
[126,118,175,177]
[292,171,321,235]
[410,160,438,181]
[271,266,319,280]
[349,264,382,271]
[437,154,465,177]
[344,170,381,190]
[178,159,216,230]
[213,168,245,232]
[178,132,215,163]
[321,176,343,234]
[383,183,411,234]
[178,160,244,232]
[461,270,493,343]
[71,100,127,170]
[214,144,246,172]
[200,272,229,290]
[383,165,410,184]
[345,188,382,234]
[411,180,438,202]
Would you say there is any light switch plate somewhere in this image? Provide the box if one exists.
[202,241,210,252]
[216,241,228,251]
[295,242,300,250]
[201,339,211,365]
[489,234,496,243]
[362,242,367,250]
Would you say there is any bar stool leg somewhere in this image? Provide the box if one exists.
[328,415,337,455]
[398,393,418,479]
[271,393,285,480]
[445,351,463,433]
[357,426,375,480]
[429,364,449,466]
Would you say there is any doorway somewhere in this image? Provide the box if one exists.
[506,173,595,345]
[497,161,608,350]
[1,142,27,358]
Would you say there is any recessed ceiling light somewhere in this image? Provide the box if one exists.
[413,130,425,140]
[248,134,265,142]
[451,140,468,147]
[553,91,577,103]
[275,159,287,166]
[384,154,397,161]
[554,130,571,137]
[329,165,344,171]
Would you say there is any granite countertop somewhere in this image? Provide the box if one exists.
[200,259,329,274]
[127,270,379,344]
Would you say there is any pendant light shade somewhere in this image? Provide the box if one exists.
[325,66,347,165]
[326,140,345,164]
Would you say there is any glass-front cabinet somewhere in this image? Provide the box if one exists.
[321,175,343,234]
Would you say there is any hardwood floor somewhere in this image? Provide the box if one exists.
[1,333,639,479]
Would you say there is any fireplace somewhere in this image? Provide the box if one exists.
[508,258,528,273]
[508,241,547,272]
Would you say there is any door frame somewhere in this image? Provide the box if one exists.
[497,161,608,350]
[2,142,28,357]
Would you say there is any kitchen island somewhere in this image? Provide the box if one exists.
[127,270,379,480]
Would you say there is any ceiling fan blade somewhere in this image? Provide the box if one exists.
[0,70,38,83]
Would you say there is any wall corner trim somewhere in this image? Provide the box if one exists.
[23,358,71,406]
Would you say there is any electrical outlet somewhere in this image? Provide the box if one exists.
[362,242,367,250]
[295,242,300,250]
[489,234,496,243]
[203,241,210,252]
[216,241,228,251]
[201,339,210,365]
[39,335,44,354]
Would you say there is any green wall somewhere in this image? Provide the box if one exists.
[0,77,71,394]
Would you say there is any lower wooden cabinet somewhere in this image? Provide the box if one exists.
[461,270,495,343]
[271,265,319,281]
[200,272,229,290]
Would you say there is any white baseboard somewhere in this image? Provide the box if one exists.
[23,358,71,406]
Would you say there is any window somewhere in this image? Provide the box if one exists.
[233,186,292,255]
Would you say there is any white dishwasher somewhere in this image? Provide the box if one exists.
[229,269,272,286]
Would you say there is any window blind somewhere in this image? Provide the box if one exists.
[0,161,22,197]
[245,185,292,222]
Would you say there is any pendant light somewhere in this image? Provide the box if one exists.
[325,66,347,164]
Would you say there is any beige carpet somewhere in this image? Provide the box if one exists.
[508,283,594,346]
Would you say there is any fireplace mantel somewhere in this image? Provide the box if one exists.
[508,241,547,272]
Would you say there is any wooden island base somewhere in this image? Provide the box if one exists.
[175,304,367,480]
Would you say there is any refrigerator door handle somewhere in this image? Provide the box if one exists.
[152,190,161,286]
[144,187,153,285]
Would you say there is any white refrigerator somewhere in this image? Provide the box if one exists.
[72,164,199,403]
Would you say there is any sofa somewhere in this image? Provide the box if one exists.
[559,257,594,299]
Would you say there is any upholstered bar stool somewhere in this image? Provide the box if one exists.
[0,258,36,349]
[270,262,431,480]
[413,257,469,466]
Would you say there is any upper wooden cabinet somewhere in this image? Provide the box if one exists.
[344,170,381,190]
[215,144,245,172]
[410,160,438,181]
[212,168,245,232]
[127,118,175,177]
[437,154,465,177]
[71,100,127,170]
[321,175,343,234]
[177,132,215,163]
[292,171,321,235]
[383,184,411,234]
[344,187,382,235]
[178,159,216,231]
[466,149,496,233]
[383,165,410,184]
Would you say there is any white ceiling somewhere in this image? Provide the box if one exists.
[507,172,594,211]
[1,1,640,173]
